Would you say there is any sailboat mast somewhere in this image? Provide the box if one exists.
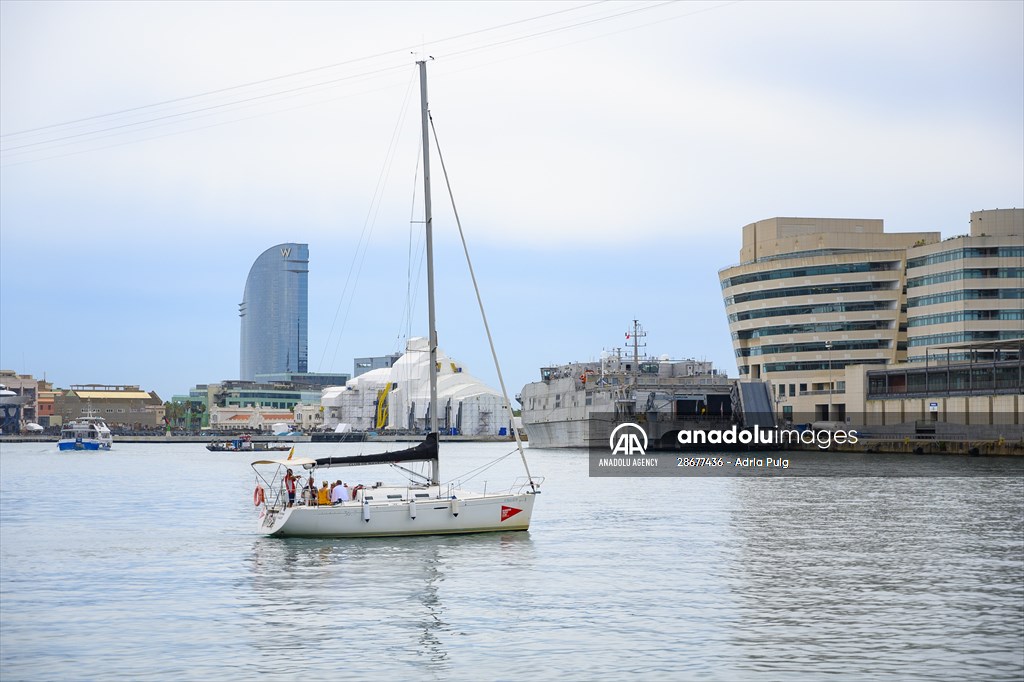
[418,60,440,485]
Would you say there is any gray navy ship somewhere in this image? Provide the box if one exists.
[519,321,776,449]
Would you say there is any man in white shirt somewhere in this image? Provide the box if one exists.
[330,480,351,505]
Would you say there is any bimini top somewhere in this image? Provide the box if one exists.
[315,433,439,469]
[250,456,319,467]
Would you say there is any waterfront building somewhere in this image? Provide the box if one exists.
[53,384,164,429]
[905,209,1024,363]
[203,380,320,433]
[239,243,309,381]
[842,339,1023,440]
[719,217,939,422]
[176,373,345,429]
[353,353,402,378]
[207,406,299,433]
[37,388,56,427]
[255,372,349,389]
[292,402,323,432]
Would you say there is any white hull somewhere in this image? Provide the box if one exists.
[259,490,536,537]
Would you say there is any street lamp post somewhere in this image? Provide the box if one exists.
[825,341,833,421]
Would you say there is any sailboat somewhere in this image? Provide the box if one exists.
[250,61,541,537]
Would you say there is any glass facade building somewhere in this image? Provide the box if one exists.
[239,243,309,381]
[904,210,1024,362]
[719,217,939,422]
[720,210,1023,422]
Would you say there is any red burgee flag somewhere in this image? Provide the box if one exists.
[500,506,522,522]
[625,333,630,340]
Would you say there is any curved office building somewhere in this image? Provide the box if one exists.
[239,243,309,381]
[720,218,938,422]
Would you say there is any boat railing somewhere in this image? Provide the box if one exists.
[260,476,541,512]
[256,481,290,512]
[514,476,543,494]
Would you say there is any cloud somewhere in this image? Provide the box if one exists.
[1,0,1021,400]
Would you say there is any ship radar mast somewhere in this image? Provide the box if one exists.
[626,319,647,385]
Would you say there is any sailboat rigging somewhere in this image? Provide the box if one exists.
[250,61,541,537]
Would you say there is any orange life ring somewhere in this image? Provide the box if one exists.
[254,486,265,506]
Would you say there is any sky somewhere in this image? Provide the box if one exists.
[1,0,1022,404]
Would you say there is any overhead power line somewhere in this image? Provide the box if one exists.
[1,1,742,165]
[0,0,610,139]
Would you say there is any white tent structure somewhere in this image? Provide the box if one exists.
[321,338,510,436]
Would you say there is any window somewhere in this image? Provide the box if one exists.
[728,300,894,322]
[721,261,899,289]
[734,320,892,340]
[907,268,1024,288]
[765,359,887,372]
[908,288,1024,308]
[737,339,892,356]
[799,384,807,393]
[725,281,897,306]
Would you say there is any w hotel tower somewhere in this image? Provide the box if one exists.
[719,218,939,422]
[239,243,310,381]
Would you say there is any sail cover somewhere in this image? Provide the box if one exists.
[315,433,438,469]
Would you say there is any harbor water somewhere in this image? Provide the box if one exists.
[1,441,1022,680]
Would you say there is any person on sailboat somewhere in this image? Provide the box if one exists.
[330,480,350,505]
[284,469,297,507]
[304,473,318,506]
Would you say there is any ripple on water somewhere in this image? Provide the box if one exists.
[0,443,1021,680]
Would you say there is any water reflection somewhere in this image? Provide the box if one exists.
[244,532,535,673]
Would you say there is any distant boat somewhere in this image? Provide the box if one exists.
[207,438,292,452]
[309,430,369,443]
[58,413,113,451]
[270,422,302,437]
[0,384,27,407]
